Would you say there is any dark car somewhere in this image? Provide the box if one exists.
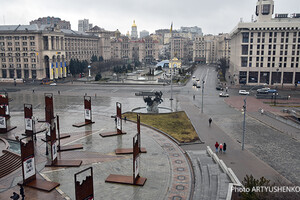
[216,85,223,90]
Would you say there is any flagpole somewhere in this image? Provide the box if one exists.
[170,22,173,112]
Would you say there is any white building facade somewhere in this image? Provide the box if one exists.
[229,0,300,86]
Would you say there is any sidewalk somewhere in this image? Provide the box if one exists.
[179,97,291,185]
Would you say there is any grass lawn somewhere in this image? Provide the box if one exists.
[123,111,199,143]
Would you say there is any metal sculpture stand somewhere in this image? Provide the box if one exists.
[0,105,16,134]
[100,102,126,137]
[43,94,82,167]
[115,114,147,154]
[105,133,147,186]
[18,137,60,192]
[74,167,94,200]
[57,115,83,152]
[73,96,95,127]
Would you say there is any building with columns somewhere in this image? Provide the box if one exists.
[229,0,300,86]
[0,24,99,80]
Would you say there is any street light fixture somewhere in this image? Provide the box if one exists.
[242,86,257,150]
[201,79,205,113]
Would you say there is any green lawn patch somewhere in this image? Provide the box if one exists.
[123,111,199,143]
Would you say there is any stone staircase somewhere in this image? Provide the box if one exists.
[188,150,231,200]
[0,150,21,179]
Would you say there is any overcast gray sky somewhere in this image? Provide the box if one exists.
[1,0,299,35]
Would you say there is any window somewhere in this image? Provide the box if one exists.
[257,38,261,43]
[262,45,264,49]
[261,51,264,55]
[274,38,277,43]
[257,45,260,49]
[30,42,35,46]
[261,57,264,61]
[281,38,284,43]
[291,63,294,68]
[273,57,275,62]
[14,36,19,40]
[7,42,12,46]
[274,32,277,37]
[281,32,285,37]
[32,64,36,68]
[257,51,260,55]
[242,45,249,55]
[29,36,35,40]
[258,32,261,37]
[22,36,27,40]
[262,4,270,15]
[256,57,259,61]
[23,47,28,51]
[269,38,272,43]
[24,58,28,62]
[8,47,12,51]
[15,42,19,46]
[269,32,273,37]
[16,47,20,51]
[31,58,36,62]
[242,32,249,43]
[268,57,271,61]
[286,38,288,43]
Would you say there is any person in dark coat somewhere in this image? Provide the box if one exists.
[209,118,212,127]
[223,143,227,153]
[215,142,219,153]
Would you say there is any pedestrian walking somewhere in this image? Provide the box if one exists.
[219,143,223,153]
[193,94,195,100]
[223,143,227,153]
[209,118,212,127]
[260,108,264,115]
[215,142,219,153]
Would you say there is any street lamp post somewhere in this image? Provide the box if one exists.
[242,86,257,150]
[201,79,204,113]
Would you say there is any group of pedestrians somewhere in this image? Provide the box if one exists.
[215,142,226,153]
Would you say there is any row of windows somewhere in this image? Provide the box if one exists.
[252,31,300,38]
[2,63,36,68]
[1,42,35,46]
[1,58,37,62]
[1,47,36,52]
[0,36,35,40]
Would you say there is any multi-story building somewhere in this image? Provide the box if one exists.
[78,19,92,32]
[30,16,71,30]
[193,34,226,64]
[229,0,300,85]
[0,25,99,80]
[170,36,189,62]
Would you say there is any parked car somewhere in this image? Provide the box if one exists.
[216,85,223,90]
[239,90,250,95]
[267,89,277,93]
[196,84,201,88]
[219,92,229,97]
[257,87,270,94]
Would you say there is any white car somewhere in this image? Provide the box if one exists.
[239,90,249,95]
[50,83,57,86]
[219,92,229,97]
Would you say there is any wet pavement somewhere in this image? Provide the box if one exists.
[0,91,191,200]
